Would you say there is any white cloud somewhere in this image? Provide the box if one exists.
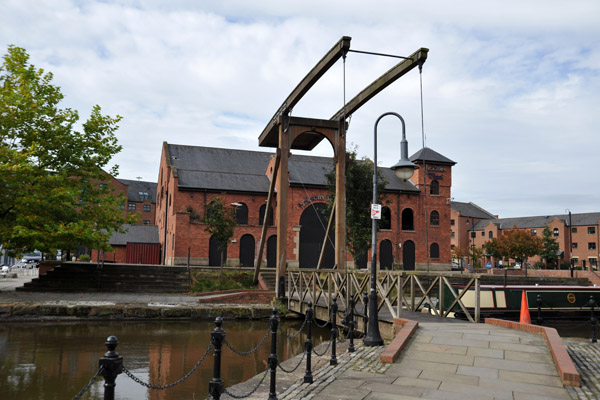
[1,0,599,217]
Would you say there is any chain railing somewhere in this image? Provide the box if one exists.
[69,300,354,400]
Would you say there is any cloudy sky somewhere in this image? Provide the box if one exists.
[2,0,599,218]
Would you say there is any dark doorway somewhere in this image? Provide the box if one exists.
[239,234,255,268]
[299,203,334,268]
[209,235,225,266]
[380,240,393,270]
[403,240,415,271]
[266,235,277,268]
[355,250,367,269]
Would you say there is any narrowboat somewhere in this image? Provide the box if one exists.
[443,284,600,320]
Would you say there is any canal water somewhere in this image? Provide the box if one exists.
[0,320,329,400]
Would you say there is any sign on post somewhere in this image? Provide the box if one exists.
[371,204,381,219]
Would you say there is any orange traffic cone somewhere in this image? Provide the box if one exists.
[520,290,531,324]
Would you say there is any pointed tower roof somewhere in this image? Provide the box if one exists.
[409,147,456,166]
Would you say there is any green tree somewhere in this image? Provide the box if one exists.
[540,225,559,268]
[485,227,543,269]
[203,197,236,275]
[468,246,484,268]
[324,147,387,264]
[0,45,132,256]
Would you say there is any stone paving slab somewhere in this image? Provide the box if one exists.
[565,339,600,400]
[247,321,575,400]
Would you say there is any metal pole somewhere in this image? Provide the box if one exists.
[330,297,338,366]
[99,336,123,400]
[536,295,543,325]
[590,296,597,344]
[209,317,225,399]
[366,113,408,346]
[304,301,314,384]
[268,308,279,400]
[348,294,355,352]
[363,292,369,338]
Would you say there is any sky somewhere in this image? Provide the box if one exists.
[2,0,599,218]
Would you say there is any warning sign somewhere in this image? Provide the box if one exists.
[371,204,381,219]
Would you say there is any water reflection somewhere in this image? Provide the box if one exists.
[0,319,328,400]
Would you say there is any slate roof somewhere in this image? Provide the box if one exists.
[118,179,157,203]
[108,225,159,246]
[410,147,456,166]
[167,144,420,194]
[451,201,496,219]
[472,212,600,231]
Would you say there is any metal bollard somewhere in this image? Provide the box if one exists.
[348,294,355,353]
[304,301,314,384]
[589,296,597,344]
[268,308,279,400]
[330,297,338,366]
[99,336,123,400]
[209,317,226,399]
[362,292,369,338]
[536,295,543,325]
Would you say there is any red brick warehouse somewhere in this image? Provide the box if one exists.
[156,142,455,270]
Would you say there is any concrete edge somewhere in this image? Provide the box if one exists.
[380,318,419,363]
[485,318,580,387]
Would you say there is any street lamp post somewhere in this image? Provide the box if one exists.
[364,112,417,346]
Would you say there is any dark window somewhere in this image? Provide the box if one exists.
[573,242,578,249]
[380,207,391,230]
[572,227,577,234]
[119,203,125,210]
[481,231,485,237]
[139,191,151,200]
[430,210,439,226]
[450,219,455,226]
[470,231,476,238]
[402,208,414,231]
[143,220,150,225]
[589,227,596,234]
[430,180,439,195]
[531,229,537,235]
[591,258,598,267]
[234,203,248,225]
[430,243,440,259]
[128,203,136,210]
[553,228,559,237]
[143,204,151,212]
[488,231,493,239]
[99,183,107,189]
[259,204,274,226]
[451,231,455,238]
[589,242,597,250]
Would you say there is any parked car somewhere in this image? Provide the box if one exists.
[22,251,42,263]
[1,265,10,274]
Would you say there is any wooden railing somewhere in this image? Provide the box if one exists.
[287,268,482,323]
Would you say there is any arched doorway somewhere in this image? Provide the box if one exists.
[299,203,334,268]
[403,240,415,271]
[380,240,393,270]
[209,235,225,266]
[266,235,277,268]
[239,234,255,268]
[355,250,367,269]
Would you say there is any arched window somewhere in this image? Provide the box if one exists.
[553,228,559,237]
[430,243,440,259]
[430,180,439,195]
[259,204,274,226]
[379,206,391,230]
[430,210,440,226]
[402,208,414,231]
[488,231,493,239]
[234,203,248,225]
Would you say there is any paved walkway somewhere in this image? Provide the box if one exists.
[566,340,600,399]
[276,322,572,400]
